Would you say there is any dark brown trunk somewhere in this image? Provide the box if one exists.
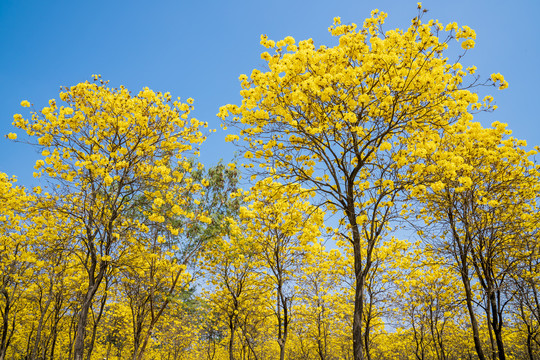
[485,301,496,359]
[275,275,288,360]
[352,241,365,360]
[85,288,108,360]
[31,285,54,360]
[228,315,236,360]
[488,292,506,360]
[68,306,77,360]
[526,332,534,360]
[49,325,58,360]
[460,271,486,360]
[133,262,186,360]
[316,306,326,360]
[73,294,92,360]
[132,315,143,360]
[363,303,371,360]
[493,329,505,360]
[448,205,485,360]
[72,266,106,360]
[428,303,440,360]
[278,341,286,360]
[0,290,11,360]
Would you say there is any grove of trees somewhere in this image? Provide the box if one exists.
[1,6,538,360]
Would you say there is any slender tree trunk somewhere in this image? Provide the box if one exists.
[460,270,486,360]
[277,301,287,360]
[429,304,441,360]
[450,214,486,360]
[240,325,259,360]
[485,300,496,359]
[316,307,326,360]
[411,312,424,360]
[363,301,371,360]
[486,291,505,360]
[134,264,187,360]
[31,287,53,360]
[352,238,367,360]
[493,329,505,360]
[24,324,34,359]
[278,341,286,360]
[0,290,11,360]
[131,315,144,360]
[347,191,378,360]
[85,288,108,360]
[526,332,534,360]
[228,315,237,360]
[276,279,288,360]
[73,294,92,360]
[352,271,365,360]
[68,306,77,360]
[73,266,106,360]
[49,324,58,360]
[433,320,447,360]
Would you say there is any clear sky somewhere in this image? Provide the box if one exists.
[1,0,538,187]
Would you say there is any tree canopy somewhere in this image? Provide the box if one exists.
[1,6,538,360]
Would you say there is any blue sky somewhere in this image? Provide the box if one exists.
[1,0,538,187]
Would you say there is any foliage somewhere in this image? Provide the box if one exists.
[1,6,539,360]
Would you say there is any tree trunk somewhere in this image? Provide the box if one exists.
[85,288,108,360]
[72,268,105,360]
[485,300,496,359]
[316,307,326,360]
[493,329,505,360]
[460,271,486,360]
[73,295,92,360]
[363,291,374,360]
[228,315,236,360]
[0,290,11,360]
[276,278,288,360]
[352,245,365,360]
[131,316,143,360]
[428,304,441,360]
[526,332,534,360]
[31,286,54,360]
[488,292,506,360]
[49,325,58,360]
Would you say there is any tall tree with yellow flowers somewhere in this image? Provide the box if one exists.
[200,179,328,360]
[11,77,209,360]
[238,179,325,360]
[122,161,239,360]
[407,119,539,360]
[201,225,268,360]
[219,5,505,359]
[0,173,34,360]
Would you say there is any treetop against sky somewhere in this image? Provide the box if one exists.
[1,0,539,186]
[1,2,540,360]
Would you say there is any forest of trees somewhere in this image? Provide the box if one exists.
[1,6,539,360]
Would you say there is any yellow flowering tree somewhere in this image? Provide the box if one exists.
[292,243,350,360]
[11,77,208,360]
[408,119,539,360]
[219,6,504,359]
[388,243,466,360]
[0,173,34,360]
[118,161,239,360]
[509,223,540,359]
[239,179,325,360]
[201,228,269,360]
